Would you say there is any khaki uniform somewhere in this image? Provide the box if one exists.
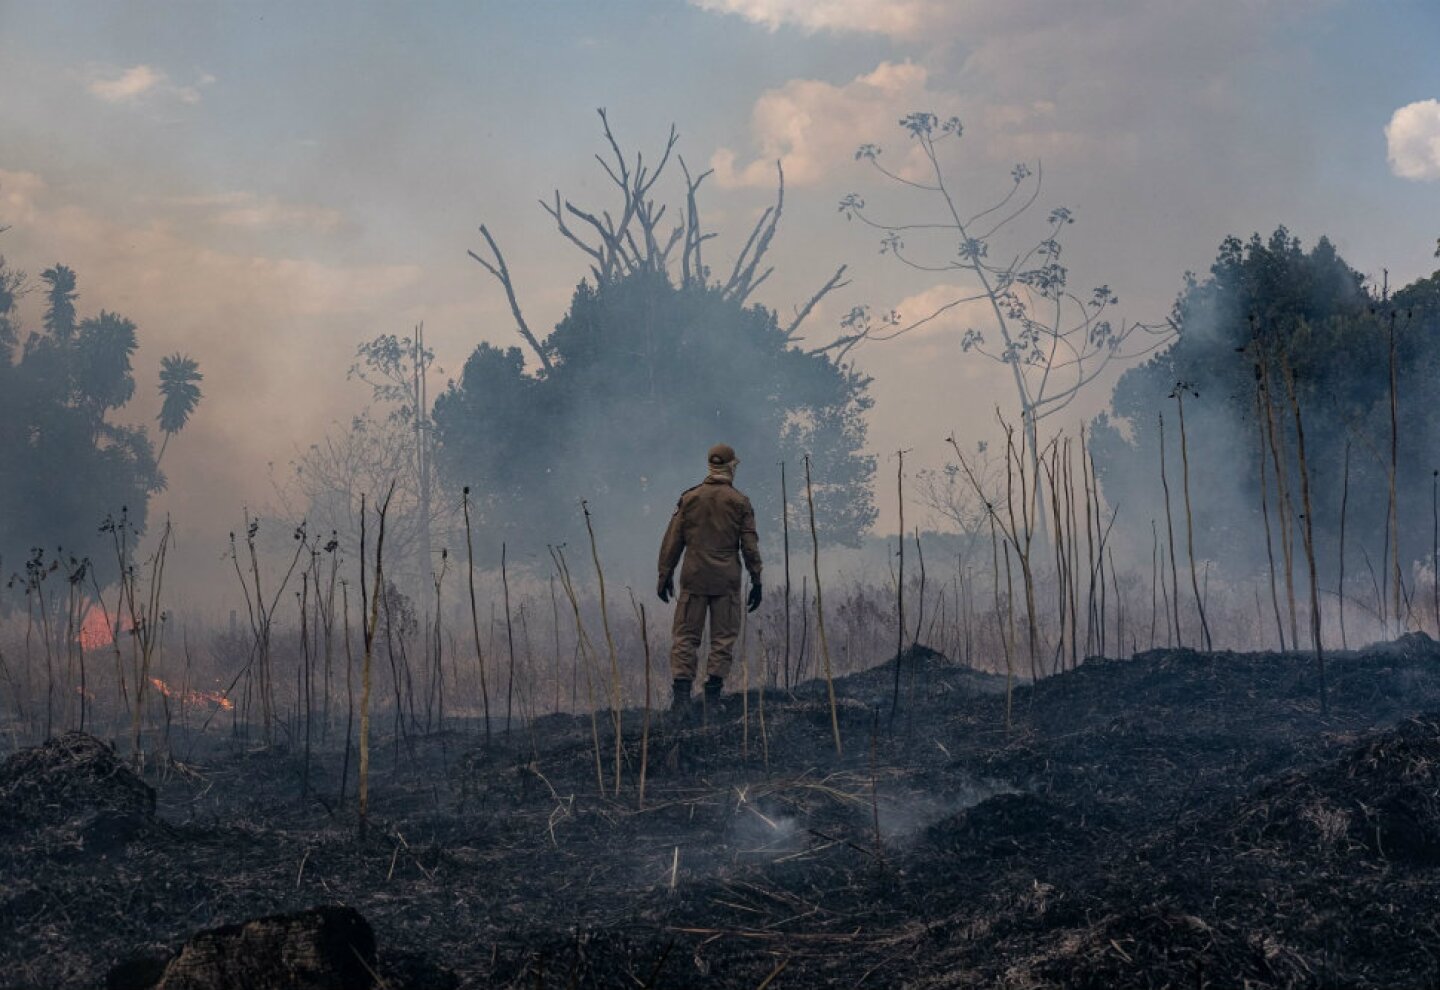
[658,475,762,680]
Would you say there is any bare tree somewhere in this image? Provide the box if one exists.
[277,406,453,602]
[915,438,1002,564]
[276,327,448,603]
[348,326,440,592]
[838,111,1171,470]
[469,108,854,368]
[949,413,1045,683]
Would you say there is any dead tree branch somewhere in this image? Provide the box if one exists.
[468,225,554,374]
[786,265,851,339]
[678,156,716,287]
[723,161,784,305]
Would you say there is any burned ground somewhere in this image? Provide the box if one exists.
[5,638,1440,988]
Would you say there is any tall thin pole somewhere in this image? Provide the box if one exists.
[780,462,792,692]
[1387,308,1403,632]
[1158,412,1183,648]
[1283,357,1326,713]
[1257,386,1287,651]
[1338,442,1351,650]
[1174,386,1212,650]
[891,449,907,720]
[582,500,624,795]
[416,323,434,595]
[501,542,517,743]
[1257,341,1299,645]
[462,487,491,748]
[1432,468,1438,637]
[1149,519,1158,650]
[804,455,842,756]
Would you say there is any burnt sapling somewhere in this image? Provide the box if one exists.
[1171,382,1212,651]
[1282,353,1327,714]
[1157,412,1183,649]
[804,454,842,757]
[627,589,652,809]
[1255,375,1288,652]
[502,542,517,744]
[891,447,909,724]
[1254,329,1300,646]
[358,482,396,841]
[229,510,306,746]
[550,543,606,797]
[461,486,492,749]
[581,500,624,797]
[780,460,792,693]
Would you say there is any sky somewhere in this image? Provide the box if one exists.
[2,0,1439,590]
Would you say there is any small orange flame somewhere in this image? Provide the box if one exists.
[149,677,235,711]
[79,605,116,651]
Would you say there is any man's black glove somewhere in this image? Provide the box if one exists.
[746,581,762,613]
[658,574,675,603]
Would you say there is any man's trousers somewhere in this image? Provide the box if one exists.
[669,589,741,680]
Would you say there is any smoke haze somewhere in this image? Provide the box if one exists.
[0,0,1438,607]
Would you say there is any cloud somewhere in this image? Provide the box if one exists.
[691,0,942,39]
[87,64,207,106]
[694,0,1295,50]
[1386,100,1440,181]
[712,61,943,188]
[867,283,996,361]
[701,0,1304,165]
[161,191,345,232]
[853,285,1006,489]
[710,40,1123,194]
[890,284,990,338]
[0,170,47,227]
[88,64,165,102]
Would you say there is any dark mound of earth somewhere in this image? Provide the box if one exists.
[1028,905,1309,990]
[922,790,1069,857]
[0,731,158,852]
[1219,712,1440,864]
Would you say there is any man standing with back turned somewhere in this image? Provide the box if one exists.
[657,443,763,722]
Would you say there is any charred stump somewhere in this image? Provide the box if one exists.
[108,905,376,990]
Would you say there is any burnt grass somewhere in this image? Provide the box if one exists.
[6,636,1440,988]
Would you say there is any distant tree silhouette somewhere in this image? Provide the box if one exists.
[1091,228,1440,589]
[441,110,874,553]
[0,258,202,585]
[156,353,203,467]
[435,269,875,551]
[275,330,448,596]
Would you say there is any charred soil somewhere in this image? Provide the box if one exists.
[6,637,1440,988]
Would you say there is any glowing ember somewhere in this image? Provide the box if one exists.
[149,677,235,711]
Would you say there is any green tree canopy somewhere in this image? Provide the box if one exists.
[433,269,875,560]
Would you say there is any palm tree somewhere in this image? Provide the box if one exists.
[155,353,203,468]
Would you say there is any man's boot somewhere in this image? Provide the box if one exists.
[669,678,694,728]
[703,675,723,724]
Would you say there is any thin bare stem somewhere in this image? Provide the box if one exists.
[804,455,842,756]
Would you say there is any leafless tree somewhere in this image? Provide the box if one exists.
[915,438,1002,566]
[469,108,854,370]
[838,111,1172,472]
[347,326,440,593]
[275,407,454,600]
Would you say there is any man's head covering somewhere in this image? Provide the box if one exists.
[707,443,737,467]
[707,443,739,482]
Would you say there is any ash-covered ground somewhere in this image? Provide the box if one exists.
[5,636,1440,988]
